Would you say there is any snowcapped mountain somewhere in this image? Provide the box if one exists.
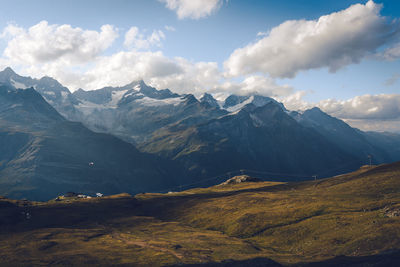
[0,82,182,200]
[1,67,400,195]
[200,93,220,109]
[0,67,35,89]
[69,80,226,143]
[222,94,286,112]
[140,101,360,180]
[0,67,81,121]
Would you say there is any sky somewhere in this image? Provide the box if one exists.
[0,0,400,132]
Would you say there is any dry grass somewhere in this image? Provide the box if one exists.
[1,162,400,266]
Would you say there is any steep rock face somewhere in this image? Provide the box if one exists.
[141,102,358,182]
[0,84,181,201]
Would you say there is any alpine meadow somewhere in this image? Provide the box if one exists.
[1,0,400,266]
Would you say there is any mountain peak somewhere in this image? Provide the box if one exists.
[0,67,17,80]
[303,107,332,119]
[183,94,199,104]
[200,93,219,108]
[307,107,324,113]
[39,76,61,85]
[223,95,249,109]
[2,67,16,75]
[139,80,146,87]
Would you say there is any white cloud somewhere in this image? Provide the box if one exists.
[224,0,398,78]
[278,91,310,111]
[75,50,183,90]
[256,31,268,37]
[217,75,293,98]
[0,58,11,71]
[0,24,24,38]
[275,92,400,132]
[148,58,221,95]
[160,0,223,20]
[382,42,400,60]
[317,94,400,120]
[124,27,165,50]
[2,21,118,65]
[342,118,400,133]
[164,25,176,32]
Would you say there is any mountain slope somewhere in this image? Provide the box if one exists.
[1,161,400,266]
[291,107,395,163]
[0,84,180,200]
[2,67,400,188]
[140,102,359,181]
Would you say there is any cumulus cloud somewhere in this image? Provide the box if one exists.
[278,91,310,111]
[160,0,223,20]
[148,58,221,95]
[1,21,118,65]
[0,24,24,38]
[342,118,400,133]
[0,58,11,71]
[216,75,293,98]
[76,51,182,90]
[224,0,399,78]
[317,94,400,120]
[124,27,165,50]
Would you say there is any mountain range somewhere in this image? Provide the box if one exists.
[0,75,182,200]
[1,67,400,200]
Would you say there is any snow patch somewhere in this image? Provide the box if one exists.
[109,90,128,106]
[123,91,143,98]
[226,96,254,113]
[10,78,29,90]
[76,100,105,116]
[76,90,129,115]
[136,96,184,107]
[43,91,56,96]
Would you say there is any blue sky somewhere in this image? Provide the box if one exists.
[0,0,400,132]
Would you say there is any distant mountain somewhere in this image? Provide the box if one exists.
[200,93,220,109]
[0,84,181,200]
[0,67,81,121]
[291,107,400,163]
[70,81,226,143]
[222,94,285,112]
[2,67,400,193]
[140,101,359,180]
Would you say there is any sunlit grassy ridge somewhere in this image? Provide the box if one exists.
[1,163,400,266]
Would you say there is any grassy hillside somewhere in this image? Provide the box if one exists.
[1,162,400,266]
